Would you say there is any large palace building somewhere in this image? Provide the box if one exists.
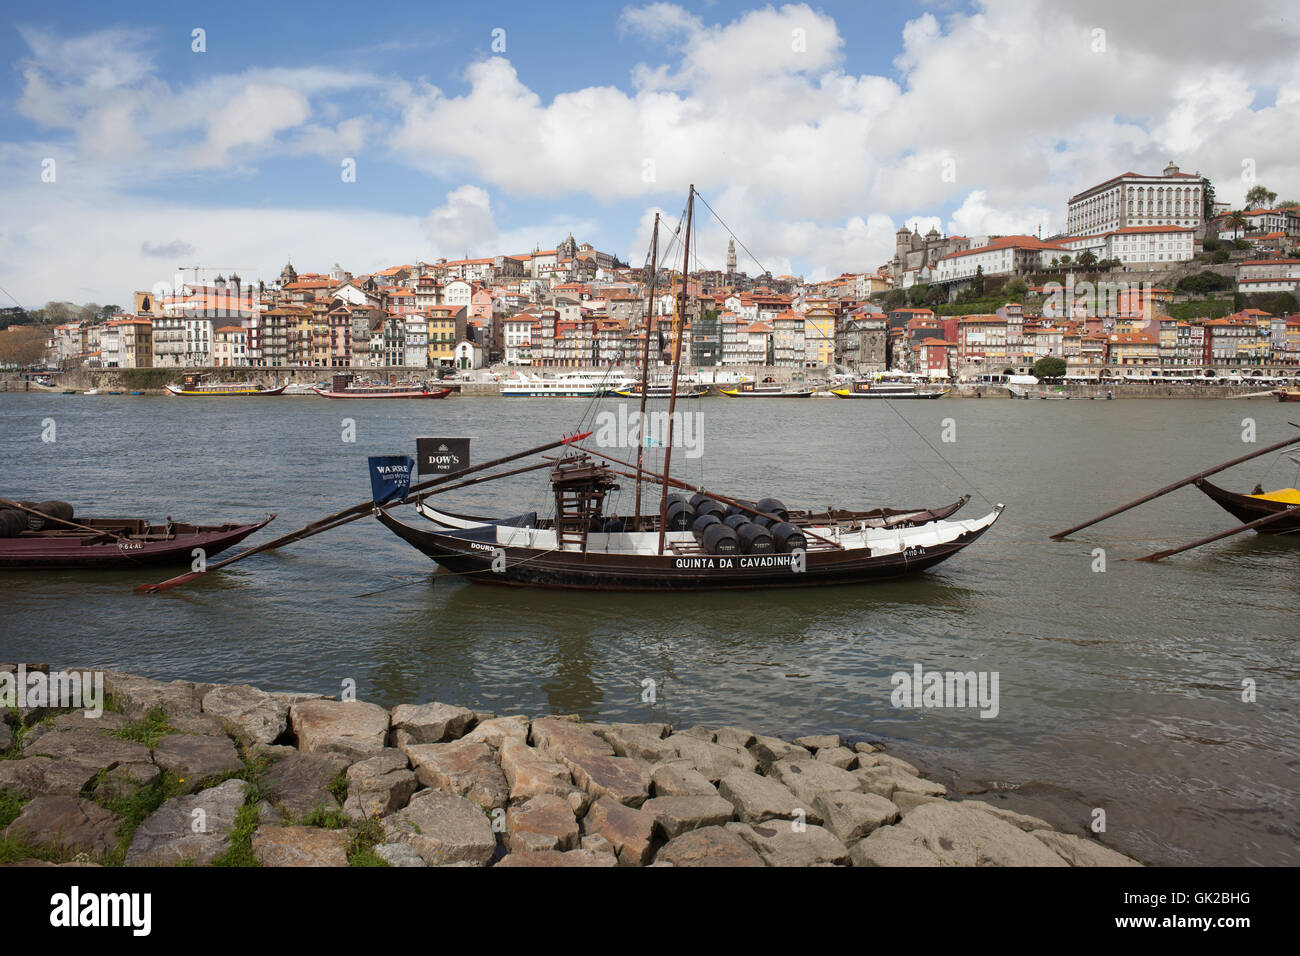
[1066,162,1207,237]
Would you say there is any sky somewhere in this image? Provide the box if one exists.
[2,0,1299,307]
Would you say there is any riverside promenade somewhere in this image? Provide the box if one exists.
[0,666,1141,867]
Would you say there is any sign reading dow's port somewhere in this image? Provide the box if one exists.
[417,437,471,476]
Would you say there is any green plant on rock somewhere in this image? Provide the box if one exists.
[110,705,174,749]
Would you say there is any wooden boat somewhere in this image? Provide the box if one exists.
[612,384,707,399]
[1274,389,1300,403]
[719,380,813,398]
[1194,479,1300,533]
[376,187,1001,591]
[166,373,285,397]
[831,381,949,399]
[379,460,1000,591]
[313,373,451,399]
[0,513,274,570]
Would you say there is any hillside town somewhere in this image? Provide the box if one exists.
[26,166,1300,381]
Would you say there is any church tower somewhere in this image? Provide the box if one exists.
[726,238,737,275]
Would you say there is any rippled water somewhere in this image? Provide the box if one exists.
[2,392,1297,865]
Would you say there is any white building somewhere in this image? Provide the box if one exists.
[1105,225,1195,267]
[1066,162,1206,237]
[503,314,534,365]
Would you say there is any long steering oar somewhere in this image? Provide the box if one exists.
[136,431,590,593]
[1050,427,1300,540]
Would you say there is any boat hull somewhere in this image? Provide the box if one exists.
[1194,479,1300,533]
[377,507,1000,591]
[830,388,949,399]
[1275,390,1300,403]
[311,388,452,399]
[718,389,814,398]
[0,516,273,570]
[165,384,286,396]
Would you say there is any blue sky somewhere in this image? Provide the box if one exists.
[2,0,1297,305]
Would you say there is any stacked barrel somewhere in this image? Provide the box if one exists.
[665,493,808,556]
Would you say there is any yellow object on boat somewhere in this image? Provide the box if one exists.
[1248,487,1300,504]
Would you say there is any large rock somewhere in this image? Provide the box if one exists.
[499,739,586,813]
[813,790,900,845]
[390,702,476,745]
[252,825,349,867]
[794,734,841,751]
[0,722,10,752]
[595,723,677,763]
[769,757,862,806]
[849,826,943,866]
[15,729,156,797]
[563,753,652,807]
[814,746,857,770]
[290,700,389,759]
[1033,830,1142,866]
[854,766,947,800]
[728,820,850,867]
[641,795,735,840]
[965,801,1055,832]
[530,717,614,762]
[747,735,808,770]
[125,779,247,866]
[152,734,242,791]
[655,825,765,867]
[21,727,151,770]
[404,740,508,810]
[3,796,120,858]
[342,750,418,819]
[506,794,580,853]
[896,802,1068,867]
[461,716,530,748]
[495,848,618,867]
[665,733,757,782]
[717,770,815,825]
[261,751,350,818]
[201,684,289,745]
[713,727,757,751]
[650,761,716,797]
[102,672,202,720]
[856,751,922,776]
[374,842,427,867]
[22,710,129,747]
[0,756,112,798]
[581,796,656,866]
[382,790,496,866]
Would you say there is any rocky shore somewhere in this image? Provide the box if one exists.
[1,666,1141,867]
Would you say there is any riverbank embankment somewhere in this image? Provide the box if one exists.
[1,665,1141,867]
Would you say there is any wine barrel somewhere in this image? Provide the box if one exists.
[38,500,74,522]
[0,510,26,537]
[722,514,751,530]
[691,513,722,535]
[665,500,695,531]
[725,498,757,517]
[688,492,711,511]
[737,523,775,555]
[695,499,726,519]
[18,501,45,531]
[700,523,739,555]
[755,497,789,521]
[769,521,807,553]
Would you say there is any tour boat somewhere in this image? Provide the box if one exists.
[500,371,636,398]
[831,380,950,399]
[718,379,814,398]
[375,187,1002,591]
[166,373,286,397]
[0,502,274,570]
[1274,389,1300,403]
[1193,479,1300,533]
[612,383,708,399]
[312,374,452,399]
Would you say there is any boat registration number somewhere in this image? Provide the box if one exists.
[116,540,144,551]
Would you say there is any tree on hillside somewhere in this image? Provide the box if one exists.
[1225,212,1248,238]
[1003,278,1028,299]
[1078,250,1098,269]
[1277,199,1300,210]
[0,326,49,367]
[1202,180,1217,221]
[1245,185,1277,209]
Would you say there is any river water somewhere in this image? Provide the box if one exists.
[1,391,1297,866]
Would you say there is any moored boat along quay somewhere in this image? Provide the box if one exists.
[0,667,1139,868]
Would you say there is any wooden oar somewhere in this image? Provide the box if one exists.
[1050,429,1300,539]
[570,443,844,551]
[1136,505,1299,562]
[136,432,591,593]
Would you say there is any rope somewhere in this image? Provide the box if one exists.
[880,401,995,507]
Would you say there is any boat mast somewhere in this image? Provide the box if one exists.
[657,185,693,555]
[634,214,659,531]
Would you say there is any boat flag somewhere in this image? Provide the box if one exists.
[368,456,415,505]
